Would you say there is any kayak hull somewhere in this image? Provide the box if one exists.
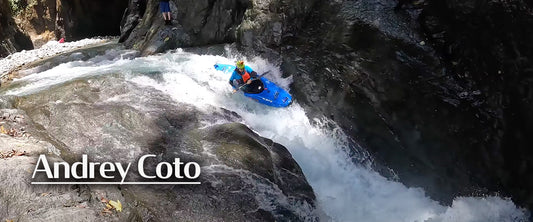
[214,63,292,107]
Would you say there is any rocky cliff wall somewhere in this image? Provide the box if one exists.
[420,0,533,209]
[57,0,127,41]
[119,0,317,55]
[1,0,127,57]
[10,0,57,48]
[0,0,33,57]
[279,0,533,211]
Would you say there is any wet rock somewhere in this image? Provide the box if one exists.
[119,122,316,221]
[201,123,315,203]
[3,74,318,221]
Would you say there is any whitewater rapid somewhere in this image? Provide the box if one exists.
[1,41,529,222]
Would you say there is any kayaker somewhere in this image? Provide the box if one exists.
[229,60,258,93]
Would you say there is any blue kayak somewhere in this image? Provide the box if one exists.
[214,63,293,107]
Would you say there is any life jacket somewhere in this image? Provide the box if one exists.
[239,70,251,83]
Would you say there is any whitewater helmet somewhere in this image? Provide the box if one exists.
[236,60,245,69]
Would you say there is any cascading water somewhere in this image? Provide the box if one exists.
[2,41,529,222]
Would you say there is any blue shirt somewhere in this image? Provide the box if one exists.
[229,65,255,83]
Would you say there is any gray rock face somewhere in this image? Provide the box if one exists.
[0,135,98,222]
[119,0,318,55]
[418,0,533,210]
[279,0,468,204]
[120,0,245,55]
[57,0,128,41]
[278,0,533,212]
[0,74,317,221]
[119,0,146,43]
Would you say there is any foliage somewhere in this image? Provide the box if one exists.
[7,0,36,15]
[8,0,22,14]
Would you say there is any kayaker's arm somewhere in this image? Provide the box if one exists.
[232,70,270,94]
[244,67,257,84]
[246,71,258,84]
[245,66,256,76]
[250,71,258,77]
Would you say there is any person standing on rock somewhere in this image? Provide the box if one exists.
[160,0,172,25]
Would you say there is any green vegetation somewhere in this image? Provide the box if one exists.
[8,0,22,14]
[8,0,37,15]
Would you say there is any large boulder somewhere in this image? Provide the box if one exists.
[0,74,317,221]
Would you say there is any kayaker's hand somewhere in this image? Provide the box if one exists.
[246,79,252,84]
[232,89,237,94]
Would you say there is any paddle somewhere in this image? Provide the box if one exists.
[233,70,271,93]
[256,70,271,78]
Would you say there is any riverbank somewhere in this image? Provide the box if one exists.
[0,38,112,86]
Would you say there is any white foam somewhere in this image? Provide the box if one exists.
[427,196,529,222]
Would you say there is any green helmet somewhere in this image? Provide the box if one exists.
[236,60,245,69]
